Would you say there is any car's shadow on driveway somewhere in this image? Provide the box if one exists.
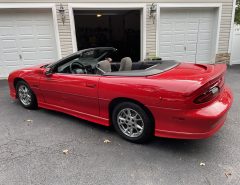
[38,106,218,157]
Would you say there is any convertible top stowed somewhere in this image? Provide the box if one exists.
[103,60,179,77]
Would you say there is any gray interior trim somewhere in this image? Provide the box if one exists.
[103,60,179,77]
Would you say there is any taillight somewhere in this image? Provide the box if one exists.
[194,86,220,104]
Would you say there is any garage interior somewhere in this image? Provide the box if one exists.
[73,10,141,62]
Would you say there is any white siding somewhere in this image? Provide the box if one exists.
[56,3,73,57]
[146,4,157,58]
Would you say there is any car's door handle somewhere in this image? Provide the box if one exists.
[85,83,96,88]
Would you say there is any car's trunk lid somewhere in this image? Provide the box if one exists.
[147,63,226,97]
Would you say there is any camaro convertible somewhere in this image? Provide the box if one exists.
[8,47,233,143]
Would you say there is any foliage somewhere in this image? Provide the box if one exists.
[145,55,162,61]
[235,0,240,25]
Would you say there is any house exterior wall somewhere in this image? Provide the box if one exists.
[0,0,234,63]
[56,3,72,57]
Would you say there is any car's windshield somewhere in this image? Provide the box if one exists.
[48,47,117,69]
[77,49,113,66]
[80,49,107,59]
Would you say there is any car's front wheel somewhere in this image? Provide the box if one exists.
[16,81,38,109]
[112,102,153,143]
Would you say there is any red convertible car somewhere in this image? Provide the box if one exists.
[8,47,233,143]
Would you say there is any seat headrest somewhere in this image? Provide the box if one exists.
[96,60,111,74]
[119,57,132,71]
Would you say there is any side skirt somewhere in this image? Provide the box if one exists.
[38,102,110,126]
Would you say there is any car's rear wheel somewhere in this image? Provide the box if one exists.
[112,102,153,143]
[16,81,38,109]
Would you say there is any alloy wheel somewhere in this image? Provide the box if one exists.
[18,85,32,106]
[117,108,144,138]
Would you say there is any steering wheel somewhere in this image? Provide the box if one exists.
[70,61,87,74]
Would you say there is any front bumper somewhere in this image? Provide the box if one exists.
[152,86,233,139]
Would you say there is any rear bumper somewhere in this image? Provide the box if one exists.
[152,86,233,139]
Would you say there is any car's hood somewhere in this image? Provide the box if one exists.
[8,63,49,80]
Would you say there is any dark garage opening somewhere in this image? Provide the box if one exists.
[73,10,141,62]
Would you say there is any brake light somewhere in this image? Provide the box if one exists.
[194,86,220,104]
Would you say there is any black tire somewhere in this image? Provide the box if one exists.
[16,81,38,109]
[112,102,154,143]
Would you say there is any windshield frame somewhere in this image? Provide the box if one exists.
[47,47,117,70]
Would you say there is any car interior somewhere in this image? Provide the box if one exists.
[51,48,177,76]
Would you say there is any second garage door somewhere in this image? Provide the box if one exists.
[0,9,58,78]
[158,8,219,64]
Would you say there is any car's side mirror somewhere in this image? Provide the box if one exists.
[45,68,53,77]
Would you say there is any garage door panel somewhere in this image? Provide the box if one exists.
[1,37,19,66]
[0,26,15,36]
[186,33,198,42]
[186,43,197,51]
[38,50,56,60]
[17,26,34,36]
[4,66,21,73]
[0,9,57,77]
[23,60,38,66]
[159,34,172,43]
[19,38,36,48]
[2,43,18,51]
[170,11,187,19]
[159,8,217,63]
[160,21,173,31]
[174,45,185,53]
[38,38,54,48]
[35,20,52,24]
[185,54,196,62]
[188,12,200,18]
[199,32,211,41]
[174,55,185,61]
[174,22,186,31]
[159,45,172,52]
[174,34,185,42]
[3,52,19,62]
[2,39,18,50]
[22,51,37,59]
[37,38,54,47]
[2,53,19,64]
[36,25,53,36]
[187,22,199,31]
[199,21,213,31]
[198,43,211,51]
[201,11,214,18]
[34,13,50,20]
[197,54,211,61]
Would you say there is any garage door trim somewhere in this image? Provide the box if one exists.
[0,3,62,60]
[68,3,147,61]
[156,3,222,63]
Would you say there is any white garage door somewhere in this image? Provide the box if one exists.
[230,25,240,65]
[0,9,58,78]
[158,8,218,64]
